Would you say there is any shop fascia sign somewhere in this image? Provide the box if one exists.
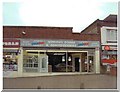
[21,39,100,48]
[3,40,20,48]
[77,42,89,46]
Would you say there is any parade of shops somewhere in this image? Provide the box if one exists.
[3,27,100,77]
[3,14,117,77]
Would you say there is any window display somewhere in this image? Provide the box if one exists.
[88,56,94,72]
[102,50,117,65]
[3,52,18,71]
[23,55,39,72]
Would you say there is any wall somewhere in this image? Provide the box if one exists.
[80,19,99,34]
[95,48,100,73]
[3,74,117,89]
[3,26,100,41]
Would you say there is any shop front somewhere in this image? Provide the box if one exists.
[3,39,21,77]
[20,39,100,76]
[101,45,117,75]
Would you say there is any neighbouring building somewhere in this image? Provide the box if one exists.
[81,14,117,75]
[3,26,100,77]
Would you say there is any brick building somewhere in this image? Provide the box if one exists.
[81,14,117,75]
[3,26,100,77]
[3,14,117,77]
[3,26,100,41]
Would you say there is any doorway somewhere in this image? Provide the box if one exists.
[72,52,88,72]
[39,54,48,73]
[72,54,81,72]
[75,57,80,72]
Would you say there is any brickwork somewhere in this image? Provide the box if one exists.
[3,26,99,41]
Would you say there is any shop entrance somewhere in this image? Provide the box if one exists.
[23,50,92,73]
[75,57,80,72]
[72,52,87,72]
[23,51,48,73]
[72,54,81,72]
[39,55,48,73]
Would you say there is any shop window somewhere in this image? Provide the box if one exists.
[47,52,88,73]
[3,52,18,71]
[23,55,39,72]
[88,56,94,72]
[47,52,66,72]
[102,50,117,66]
[107,29,117,41]
[81,53,87,72]
[67,55,72,72]
[102,51,117,60]
[42,58,47,68]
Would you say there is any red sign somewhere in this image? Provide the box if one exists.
[102,59,117,64]
[3,40,20,48]
[104,45,110,50]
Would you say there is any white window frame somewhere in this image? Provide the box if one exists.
[106,29,117,41]
[101,26,117,45]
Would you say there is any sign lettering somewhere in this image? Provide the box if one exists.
[3,40,20,48]
[21,39,100,48]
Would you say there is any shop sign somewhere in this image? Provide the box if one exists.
[102,51,117,55]
[21,39,100,48]
[31,42,45,45]
[3,40,20,48]
[102,59,117,64]
[104,45,110,50]
[102,46,117,50]
[107,51,117,55]
[77,42,89,46]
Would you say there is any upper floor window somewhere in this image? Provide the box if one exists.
[106,29,117,41]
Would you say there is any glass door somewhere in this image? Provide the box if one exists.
[23,50,48,73]
[72,52,88,73]
[72,54,81,72]
[39,54,48,73]
[74,57,80,72]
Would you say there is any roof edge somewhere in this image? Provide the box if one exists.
[80,19,100,33]
[3,25,73,29]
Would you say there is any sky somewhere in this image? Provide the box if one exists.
[3,0,118,32]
